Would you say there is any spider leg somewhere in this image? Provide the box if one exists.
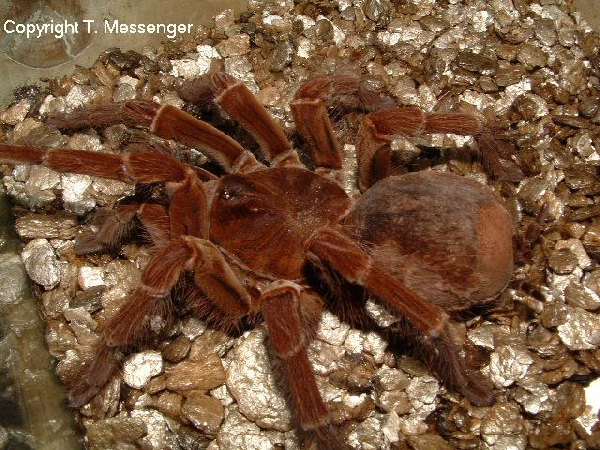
[45,100,159,130]
[176,234,253,333]
[72,230,252,407]
[68,239,191,406]
[150,103,263,173]
[74,203,170,254]
[291,75,360,181]
[167,171,210,239]
[385,316,495,407]
[0,143,192,183]
[307,228,495,406]
[184,236,252,319]
[166,172,253,328]
[211,73,301,168]
[261,281,350,450]
[71,167,224,405]
[357,108,484,191]
[139,203,172,244]
[45,100,264,173]
[358,108,524,190]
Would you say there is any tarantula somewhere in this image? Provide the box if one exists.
[0,73,515,449]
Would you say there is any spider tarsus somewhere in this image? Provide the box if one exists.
[310,424,353,450]
[67,382,96,408]
[425,325,497,407]
[74,205,139,255]
[68,345,121,407]
[179,75,214,104]
[73,212,137,255]
[73,234,106,255]
[294,74,359,101]
[68,376,107,408]
[210,72,238,96]
[476,132,525,182]
[458,371,496,407]
[357,85,397,112]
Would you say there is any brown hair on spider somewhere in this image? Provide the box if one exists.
[0,72,517,450]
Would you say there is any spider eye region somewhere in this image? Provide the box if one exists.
[222,189,238,201]
[219,187,256,209]
[214,176,267,218]
[218,178,253,203]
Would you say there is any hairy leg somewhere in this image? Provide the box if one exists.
[167,171,210,239]
[357,108,482,190]
[312,261,494,404]
[291,75,360,181]
[184,236,252,319]
[70,187,246,406]
[385,316,494,406]
[211,73,301,168]
[1,140,214,251]
[69,239,192,406]
[261,281,350,450]
[45,100,159,131]
[44,100,264,173]
[0,144,191,183]
[358,108,523,190]
[309,228,448,335]
[71,230,252,406]
[74,203,170,254]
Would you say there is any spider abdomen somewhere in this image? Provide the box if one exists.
[344,171,513,311]
[209,167,352,280]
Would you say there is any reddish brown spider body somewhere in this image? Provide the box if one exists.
[0,72,517,449]
[346,170,513,312]
[210,167,351,280]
